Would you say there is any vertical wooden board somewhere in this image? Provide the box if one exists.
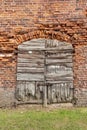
[16,81,26,101]
[16,81,44,102]
[48,82,73,103]
[35,82,44,100]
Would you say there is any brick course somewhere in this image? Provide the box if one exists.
[0,0,87,107]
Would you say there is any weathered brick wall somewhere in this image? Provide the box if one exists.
[0,0,87,107]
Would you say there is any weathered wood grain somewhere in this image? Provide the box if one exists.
[17,67,44,73]
[17,73,44,81]
[46,52,73,59]
[47,65,72,73]
[18,62,44,68]
[46,58,72,65]
[46,81,73,84]
[47,82,73,103]
[18,52,44,59]
[18,57,44,62]
[46,71,73,81]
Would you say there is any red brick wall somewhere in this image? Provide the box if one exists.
[0,0,87,107]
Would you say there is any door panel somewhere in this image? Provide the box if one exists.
[16,81,44,103]
[47,82,73,103]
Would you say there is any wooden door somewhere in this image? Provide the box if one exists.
[16,39,74,104]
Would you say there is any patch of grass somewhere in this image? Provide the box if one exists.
[0,107,87,130]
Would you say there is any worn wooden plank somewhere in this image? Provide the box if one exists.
[18,58,44,63]
[45,46,73,51]
[19,43,73,49]
[17,62,44,68]
[18,55,44,60]
[46,55,72,59]
[46,81,73,84]
[46,63,73,68]
[46,71,73,81]
[18,62,73,68]
[47,65,72,73]
[46,58,73,64]
[19,46,73,51]
[46,52,73,58]
[46,71,73,76]
[46,77,73,81]
[18,52,44,59]
[17,73,44,81]
[18,45,45,51]
[22,42,45,46]
[18,52,72,60]
[17,67,44,73]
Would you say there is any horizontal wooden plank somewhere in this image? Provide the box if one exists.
[47,63,73,68]
[46,71,73,81]
[46,56,72,60]
[18,58,44,63]
[46,54,72,59]
[19,40,45,46]
[46,46,73,51]
[18,52,44,59]
[17,62,44,68]
[18,46,45,51]
[46,58,73,64]
[47,68,72,73]
[18,52,73,60]
[18,47,73,51]
[17,67,44,73]
[17,73,44,81]
[46,64,72,73]
[22,42,45,46]
[46,81,73,84]
[46,77,73,81]
[46,70,73,76]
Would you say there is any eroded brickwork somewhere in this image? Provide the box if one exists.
[0,0,87,107]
